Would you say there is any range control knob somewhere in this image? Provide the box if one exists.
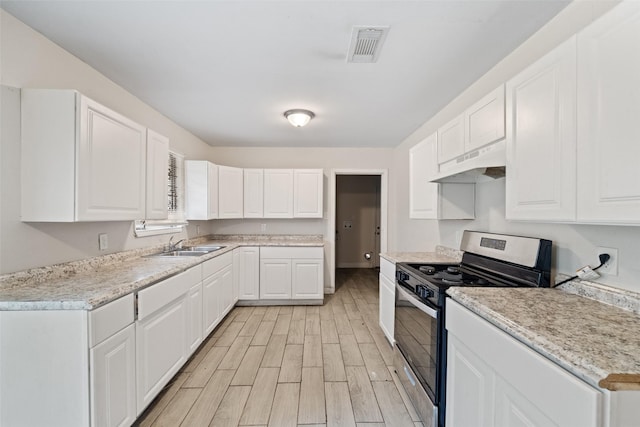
[416,285,434,299]
[396,271,410,282]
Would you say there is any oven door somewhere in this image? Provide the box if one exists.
[394,283,440,403]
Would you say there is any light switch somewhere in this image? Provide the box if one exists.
[98,233,108,251]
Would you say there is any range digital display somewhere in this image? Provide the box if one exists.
[480,237,506,251]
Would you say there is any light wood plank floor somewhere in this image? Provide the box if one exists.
[135,269,423,427]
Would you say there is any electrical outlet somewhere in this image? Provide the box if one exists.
[196,225,201,235]
[98,233,108,251]
[596,247,618,276]
[261,223,267,232]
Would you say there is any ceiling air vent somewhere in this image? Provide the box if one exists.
[347,26,389,63]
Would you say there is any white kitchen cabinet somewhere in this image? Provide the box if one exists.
[505,37,577,222]
[0,294,135,426]
[244,168,264,218]
[90,324,136,427]
[260,259,293,299]
[264,169,294,218]
[21,89,146,221]
[293,169,324,218]
[202,251,234,335]
[135,266,200,414]
[185,160,219,220]
[437,114,465,164]
[378,257,396,345]
[409,133,475,219]
[145,129,169,220]
[260,247,324,301]
[234,246,260,300]
[218,165,244,218]
[292,259,323,299]
[465,85,505,152]
[446,299,601,427]
[577,1,640,224]
[187,281,203,355]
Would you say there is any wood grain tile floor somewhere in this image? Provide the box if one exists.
[135,268,424,427]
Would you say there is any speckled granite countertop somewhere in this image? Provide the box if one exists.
[0,234,324,311]
[447,286,640,391]
[380,245,462,264]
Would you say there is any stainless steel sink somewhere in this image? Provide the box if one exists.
[153,250,210,257]
[149,245,225,257]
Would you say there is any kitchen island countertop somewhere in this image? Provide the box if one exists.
[447,286,640,391]
[0,235,324,311]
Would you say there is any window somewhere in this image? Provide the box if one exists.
[134,150,188,237]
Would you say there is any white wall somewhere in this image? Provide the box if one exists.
[0,11,212,273]
[392,0,640,292]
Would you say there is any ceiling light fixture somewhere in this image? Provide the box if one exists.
[284,109,315,127]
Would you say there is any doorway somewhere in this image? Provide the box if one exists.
[325,169,388,294]
[335,175,381,269]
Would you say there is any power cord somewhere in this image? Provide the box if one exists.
[555,253,611,286]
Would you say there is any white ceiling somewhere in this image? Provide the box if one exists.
[2,1,570,148]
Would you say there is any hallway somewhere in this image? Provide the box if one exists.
[135,269,422,427]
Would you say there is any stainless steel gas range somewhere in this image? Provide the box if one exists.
[393,230,552,427]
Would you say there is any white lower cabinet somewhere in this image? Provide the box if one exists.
[446,299,601,427]
[135,266,200,415]
[378,257,396,345]
[260,247,324,301]
[234,246,260,300]
[90,324,136,427]
[202,252,234,336]
[187,282,203,354]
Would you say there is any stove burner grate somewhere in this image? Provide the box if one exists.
[419,265,436,275]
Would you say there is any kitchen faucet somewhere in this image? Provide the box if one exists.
[167,236,186,251]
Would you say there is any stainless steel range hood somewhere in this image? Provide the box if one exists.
[428,140,506,183]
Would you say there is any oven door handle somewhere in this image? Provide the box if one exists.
[396,285,439,319]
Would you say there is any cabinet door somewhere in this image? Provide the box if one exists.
[577,1,640,223]
[293,169,323,218]
[465,85,505,152]
[90,324,136,427]
[446,335,495,427]
[264,169,294,218]
[292,259,323,299]
[145,129,169,220]
[505,36,577,221]
[233,249,240,304]
[409,133,439,219]
[202,273,222,336]
[378,273,395,344]
[77,95,146,221]
[219,265,234,317]
[186,161,218,220]
[136,295,189,414]
[244,168,264,218]
[260,259,292,299]
[437,115,465,164]
[218,165,244,218]
[188,282,203,355]
[238,247,260,300]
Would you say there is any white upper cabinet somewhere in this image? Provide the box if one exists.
[185,160,219,220]
[145,130,169,220]
[264,169,294,218]
[218,165,244,218]
[505,36,577,221]
[21,89,147,221]
[244,168,264,218]
[577,1,640,224]
[293,169,323,218]
[437,115,465,164]
[465,85,505,152]
[410,133,475,219]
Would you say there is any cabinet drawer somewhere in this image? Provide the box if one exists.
[202,251,233,278]
[89,293,134,347]
[380,257,396,281]
[137,266,201,320]
[260,246,323,259]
